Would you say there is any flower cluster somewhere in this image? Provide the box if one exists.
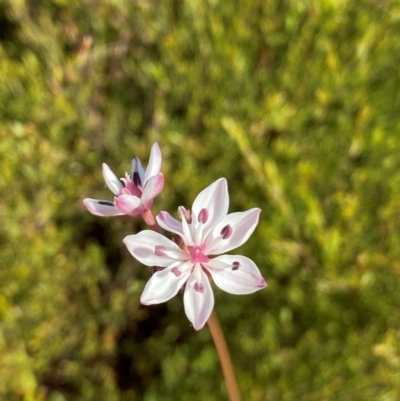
[84,143,164,217]
[84,143,266,330]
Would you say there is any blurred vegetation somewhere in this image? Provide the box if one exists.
[1,0,400,400]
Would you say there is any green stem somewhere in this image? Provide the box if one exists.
[207,310,242,401]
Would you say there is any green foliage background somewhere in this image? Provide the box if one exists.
[1,0,400,400]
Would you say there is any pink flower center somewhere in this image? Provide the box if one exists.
[187,243,209,263]
[120,174,143,197]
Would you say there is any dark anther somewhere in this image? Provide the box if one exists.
[98,201,115,206]
[232,261,240,270]
[133,172,142,187]
[220,224,233,240]
[198,208,209,224]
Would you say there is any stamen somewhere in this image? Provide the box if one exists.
[194,282,204,293]
[198,208,209,224]
[171,267,181,277]
[231,261,240,270]
[133,171,142,187]
[155,245,166,256]
[178,206,191,222]
[98,201,115,206]
[220,224,233,239]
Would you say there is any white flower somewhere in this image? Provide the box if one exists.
[123,178,266,330]
[84,143,164,217]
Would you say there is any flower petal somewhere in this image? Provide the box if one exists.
[83,198,123,216]
[178,206,195,246]
[144,142,162,183]
[115,194,143,216]
[183,264,214,330]
[141,173,165,209]
[102,163,123,195]
[140,260,192,305]
[204,255,267,295]
[205,208,261,254]
[131,156,145,188]
[123,231,189,267]
[156,211,184,237]
[191,178,229,244]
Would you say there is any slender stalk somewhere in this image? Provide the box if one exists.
[141,209,164,274]
[142,211,240,400]
[207,310,242,401]
[141,209,163,234]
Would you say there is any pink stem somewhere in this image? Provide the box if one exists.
[207,310,242,401]
[141,209,163,234]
